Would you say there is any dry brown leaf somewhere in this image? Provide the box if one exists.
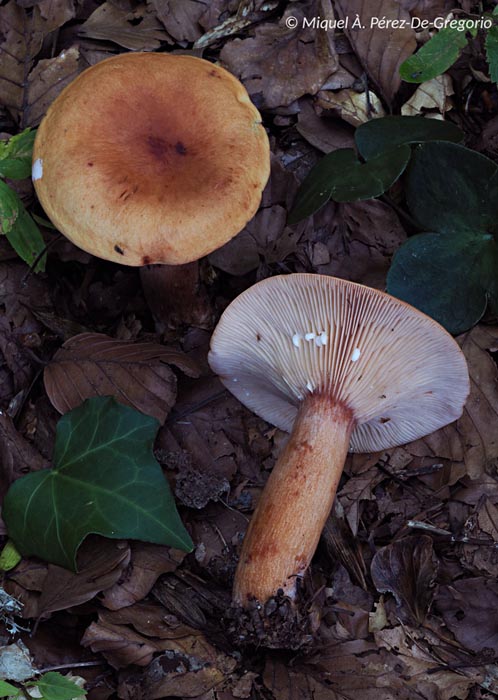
[25,47,83,127]
[334,0,417,104]
[79,2,168,51]
[43,332,200,423]
[370,535,438,623]
[436,577,498,653]
[101,543,184,611]
[263,658,340,700]
[316,88,385,126]
[0,0,76,121]
[220,1,338,109]
[296,99,355,153]
[401,75,454,116]
[150,0,205,43]
[5,538,130,619]
[306,199,407,290]
[0,413,49,504]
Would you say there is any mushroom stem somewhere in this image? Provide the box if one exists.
[233,394,354,605]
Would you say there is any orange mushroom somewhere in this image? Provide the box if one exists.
[208,274,469,605]
[32,52,270,266]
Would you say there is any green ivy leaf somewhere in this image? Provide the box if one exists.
[388,141,498,333]
[0,180,46,271]
[486,25,498,83]
[355,116,463,160]
[31,673,85,700]
[0,680,19,698]
[288,145,410,224]
[6,206,46,272]
[0,129,36,180]
[0,180,21,234]
[400,27,469,83]
[3,396,193,570]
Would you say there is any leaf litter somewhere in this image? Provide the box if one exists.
[1,1,498,699]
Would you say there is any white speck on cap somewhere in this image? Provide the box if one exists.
[306,380,314,391]
[319,331,328,345]
[292,333,302,348]
[351,348,361,362]
[305,332,315,341]
[32,158,43,181]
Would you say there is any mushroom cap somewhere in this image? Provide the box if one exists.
[208,274,469,452]
[32,53,270,266]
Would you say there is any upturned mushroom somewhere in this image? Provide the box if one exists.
[208,274,469,605]
[32,52,270,266]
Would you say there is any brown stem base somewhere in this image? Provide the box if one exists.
[233,394,354,605]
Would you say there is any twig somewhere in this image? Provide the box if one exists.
[407,519,498,547]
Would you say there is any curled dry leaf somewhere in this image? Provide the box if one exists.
[25,47,83,127]
[436,577,498,653]
[296,99,355,154]
[401,74,454,117]
[150,0,204,43]
[44,332,200,423]
[0,0,76,121]
[78,2,169,51]
[370,535,439,623]
[316,89,385,127]
[101,543,185,611]
[220,1,338,109]
[334,0,417,104]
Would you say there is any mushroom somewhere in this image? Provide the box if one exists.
[208,274,469,605]
[32,52,270,266]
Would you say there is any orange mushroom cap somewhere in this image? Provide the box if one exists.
[32,53,270,266]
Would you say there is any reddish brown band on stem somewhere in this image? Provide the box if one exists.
[233,394,354,605]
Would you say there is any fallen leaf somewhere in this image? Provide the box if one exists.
[334,0,417,104]
[101,543,184,611]
[0,0,76,122]
[401,74,454,116]
[0,412,49,503]
[151,0,205,42]
[370,535,439,623]
[220,1,338,109]
[79,2,168,51]
[296,99,355,154]
[307,199,407,290]
[24,47,83,127]
[316,89,386,127]
[436,577,498,652]
[44,332,200,423]
[263,658,340,700]
[5,538,130,620]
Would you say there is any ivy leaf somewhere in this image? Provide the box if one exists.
[355,116,463,160]
[3,396,193,570]
[288,145,410,223]
[0,129,36,180]
[0,180,46,271]
[400,27,470,83]
[0,180,21,234]
[0,681,19,698]
[486,20,498,83]
[388,141,498,333]
[31,672,85,700]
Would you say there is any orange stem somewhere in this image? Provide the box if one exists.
[233,395,354,605]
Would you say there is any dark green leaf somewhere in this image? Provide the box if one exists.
[3,396,193,570]
[288,145,410,223]
[6,206,46,272]
[405,141,498,235]
[0,180,21,234]
[0,680,19,698]
[387,231,498,334]
[355,116,463,160]
[486,25,498,83]
[0,129,36,180]
[400,28,469,83]
[32,673,86,700]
